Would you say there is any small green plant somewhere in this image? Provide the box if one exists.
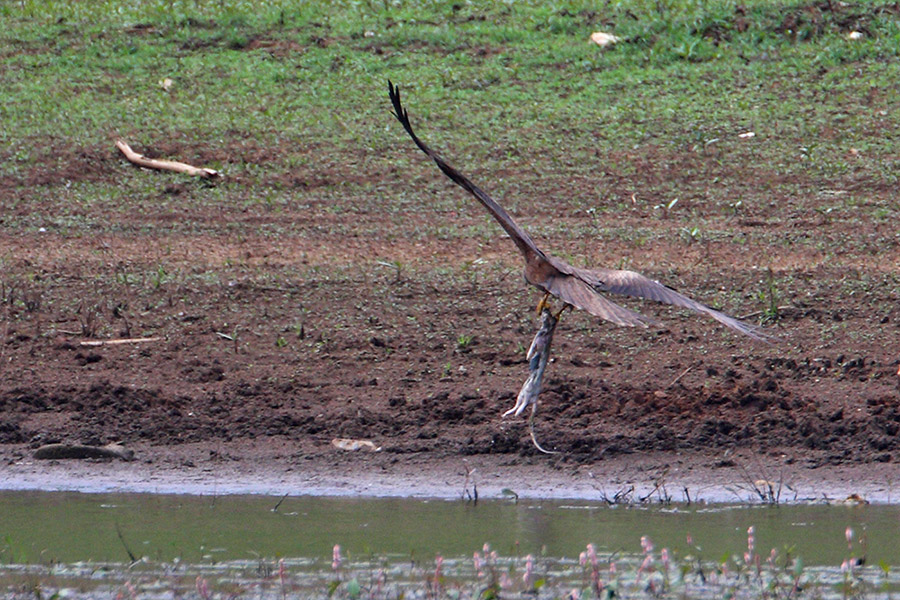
[456,334,473,350]
[758,266,780,323]
[76,300,101,337]
[376,260,404,283]
[275,336,287,348]
[680,226,702,244]
[344,577,361,599]
[152,264,168,289]
[460,258,484,290]
[672,36,704,61]
[1,534,27,564]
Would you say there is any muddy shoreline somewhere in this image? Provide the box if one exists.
[2,442,897,504]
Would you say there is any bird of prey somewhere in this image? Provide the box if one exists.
[388,81,768,342]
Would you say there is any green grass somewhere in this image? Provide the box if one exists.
[4,1,900,163]
[2,0,899,322]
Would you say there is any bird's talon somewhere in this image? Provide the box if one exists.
[536,292,552,315]
[554,303,571,320]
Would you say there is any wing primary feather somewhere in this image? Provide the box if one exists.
[388,81,543,260]
[579,266,773,342]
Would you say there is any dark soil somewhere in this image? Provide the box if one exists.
[1,132,899,497]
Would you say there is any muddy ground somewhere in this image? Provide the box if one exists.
[1,134,899,501]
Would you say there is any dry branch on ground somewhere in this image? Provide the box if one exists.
[116,140,221,179]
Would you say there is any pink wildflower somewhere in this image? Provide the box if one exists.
[375,569,386,595]
[435,555,444,577]
[432,555,444,594]
[586,543,598,568]
[744,526,756,564]
[120,581,137,600]
[637,536,654,582]
[196,576,210,600]
[523,554,534,587]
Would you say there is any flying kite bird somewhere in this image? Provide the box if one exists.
[388,81,769,342]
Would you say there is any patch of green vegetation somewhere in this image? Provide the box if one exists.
[4,1,899,153]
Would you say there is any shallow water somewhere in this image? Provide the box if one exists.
[0,491,895,566]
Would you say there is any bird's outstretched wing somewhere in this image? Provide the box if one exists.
[389,80,770,342]
[388,81,544,261]
[542,272,658,328]
[558,261,771,341]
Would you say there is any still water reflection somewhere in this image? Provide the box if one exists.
[1,491,896,566]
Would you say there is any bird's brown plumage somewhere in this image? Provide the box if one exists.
[388,81,769,341]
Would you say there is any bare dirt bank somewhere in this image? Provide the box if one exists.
[2,442,897,504]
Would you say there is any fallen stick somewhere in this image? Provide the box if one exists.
[80,337,161,347]
[667,363,695,389]
[737,305,793,320]
[116,139,221,179]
